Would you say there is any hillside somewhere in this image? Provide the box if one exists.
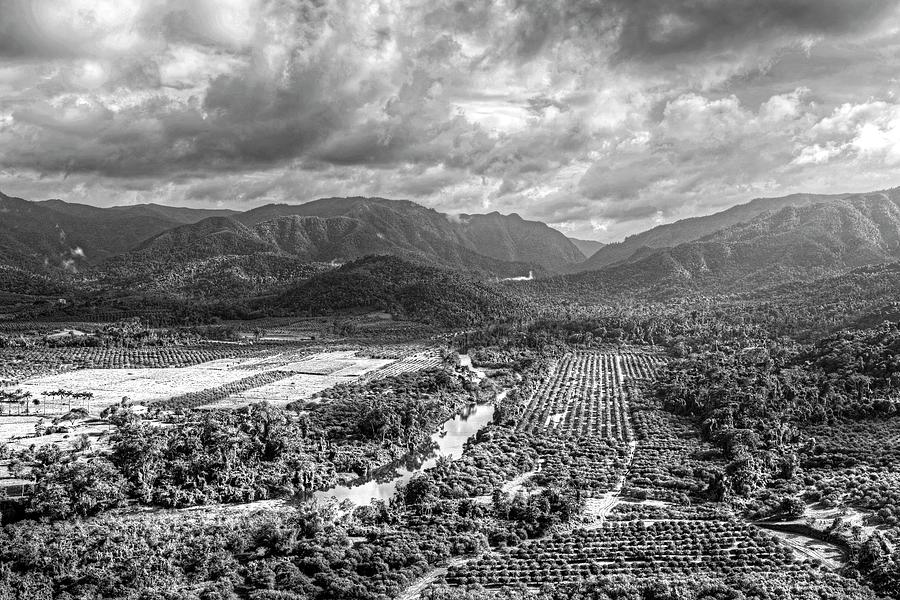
[97,251,328,300]
[538,191,900,300]
[276,255,528,326]
[0,192,236,271]
[128,217,275,260]
[573,191,849,272]
[236,197,582,272]
[129,213,534,278]
[452,212,584,271]
[1,193,582,278]
[744,261,900,332]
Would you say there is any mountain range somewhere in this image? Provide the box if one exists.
[541,189,900,299]
[573,191,849,272]
[4,187,900,316]
[0,192,234,272]
[0,193,583,278]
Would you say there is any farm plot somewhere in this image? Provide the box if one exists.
[0,345,268,387]
[1,349,407,416]
[361,352,444,381]
[0,345,265,372]
[210,373,350,409]
[623,386,724,503]
[619,352,667,380]
[276,351,390,375]
[608,501,730,522]
[516,353,663,440]
[533,437,629,493]
[446,520,800,587]
[0,415,110,452]
[1,367,257,415]
[157,371,296,411]
[205,352,397,409]
[505,353,665,495]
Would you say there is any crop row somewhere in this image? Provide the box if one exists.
[362,354,444,381]
[534,437,629,492]
[623,387,724,502]
[153,370,296,411]
[618,353,667,381]
[447,520,798,586]
[0,345,263,373]
[608,502,729,522]
[516,353,654,440]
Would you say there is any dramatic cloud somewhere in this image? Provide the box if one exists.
[1,0,900,241]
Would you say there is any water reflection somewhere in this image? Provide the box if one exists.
[312,402,495,506]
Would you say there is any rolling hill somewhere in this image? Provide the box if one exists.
[276,255,529,326]
[129,213,535,278]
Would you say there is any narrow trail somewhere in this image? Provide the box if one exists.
[762,528,845,570]
[584,356,638,527]
[396,556,473,600]
[397,352,644,598]
[582,440,637,527]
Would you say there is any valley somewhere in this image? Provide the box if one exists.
[1,189,899,600]
[6,3,900,598]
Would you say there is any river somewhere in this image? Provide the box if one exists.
[312,402,495,506]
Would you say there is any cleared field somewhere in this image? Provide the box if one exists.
[208,373,350,409]
[0,415,110,451]
[0,349,413,416]
[2,367,255,415]
[362,351,444,381]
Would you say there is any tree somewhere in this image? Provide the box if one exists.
[28,453,127,520]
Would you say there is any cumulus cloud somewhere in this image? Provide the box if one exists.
[1,0,900,241]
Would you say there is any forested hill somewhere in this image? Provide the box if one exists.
[0,191,233,271]
[534,191,900,300]
[1,193,582,278]
[276,255,529,326]
[572,190,850,272]
[235,197,583,273]
[450,211,585,271]
[744,262,900,332]
[126,213,536,279]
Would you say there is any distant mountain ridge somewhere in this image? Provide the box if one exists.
[541,189,900,299]
[231,197,583,272]
[573,191,849,272]
[0,191,234,271]
[567,237,606,259]
[0,193,583,277]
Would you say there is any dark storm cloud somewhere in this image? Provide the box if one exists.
[1,0,900,242]
[607,0,899,61]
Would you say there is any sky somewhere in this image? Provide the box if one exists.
[2,1,900,242]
